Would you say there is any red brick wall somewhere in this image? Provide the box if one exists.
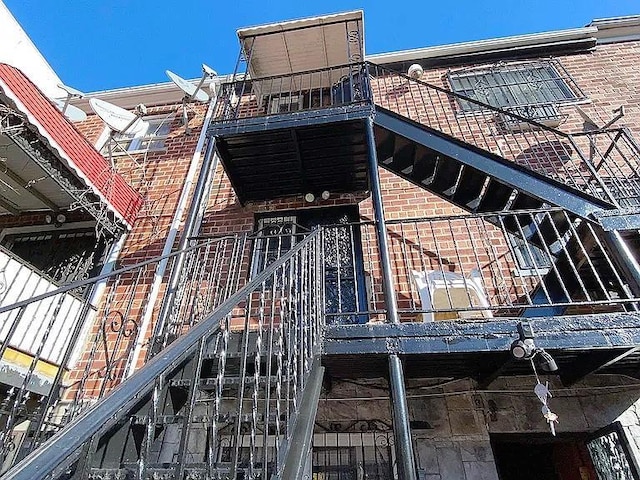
[60,39,640,395]
[62,102,209,400]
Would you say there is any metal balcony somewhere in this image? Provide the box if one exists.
[209,64,373,203]
[318,209,640,384]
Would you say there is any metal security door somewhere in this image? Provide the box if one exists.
[586,422,640,480]
[300,207,367,325]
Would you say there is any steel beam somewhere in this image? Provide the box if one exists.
[0,165,59,211]
[475,352,513,389]
[365,116,417,480]
[0,193,21,215]
[209,105,373,137]
[323,314,640,355]
[150,136,218,350]
[561,347,640,386]
[278,360,324,480]
[603,230,640,298]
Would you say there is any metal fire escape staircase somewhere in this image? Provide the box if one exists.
[3,230,325,480]
[368,63,640,307]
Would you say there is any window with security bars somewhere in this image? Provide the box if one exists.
[251,215,298,279]
[1,228,107,284]
[100,115,171,154]
[448,60,584,113]
[509,234,552,273]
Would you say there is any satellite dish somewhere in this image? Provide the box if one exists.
[53,99,87,122]
[166,70,209,102]
[58,83,84,98]
[202,64,217,77]
[55,82,87,121]
[166,64,217,134]
[89,98,148,135]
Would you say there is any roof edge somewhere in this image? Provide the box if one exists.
[366,26,598,65]
[237,10,363,39]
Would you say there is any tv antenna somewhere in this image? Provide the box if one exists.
[166,64,217,134]
[54,83,87,122]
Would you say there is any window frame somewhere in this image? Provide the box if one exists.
[447,60,586,114]
[250,214,299,281]
[0,221,107,285]
[508,233,552,277]
[96,114,173,156]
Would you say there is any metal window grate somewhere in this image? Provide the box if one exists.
[447,60,586,113]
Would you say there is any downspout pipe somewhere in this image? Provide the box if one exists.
[150,133,218,352]
[365,116,417,480]
[125,99,217,377]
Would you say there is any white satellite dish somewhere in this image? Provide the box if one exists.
[202,64,217,77]
[58,83,84,98]
[55,82,87,122]
[53,98,87,122]
[166,70,209,102]
[166,64,217,134]
[89,98,148,135]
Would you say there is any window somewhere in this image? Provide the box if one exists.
[268,94,302,114]
[99,115,171,155]
[448,60,583,113]
[509,234,552,274]
[251,215,298,278]
[1,226,107,284]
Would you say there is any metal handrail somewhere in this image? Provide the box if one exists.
[367,62,574,136]
[367,62,625,206]
[321,208,640,324]
[3,229,322,480]
[0,235,234,315]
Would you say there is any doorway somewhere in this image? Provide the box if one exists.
[492,426,640,480]
[492,434,595,480]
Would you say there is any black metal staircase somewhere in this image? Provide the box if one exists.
[2,231,325,480]
[373,108,613,219]
[365,63,640,311]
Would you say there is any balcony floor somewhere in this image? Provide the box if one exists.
[322,314,640,385]
[214,114,371,203]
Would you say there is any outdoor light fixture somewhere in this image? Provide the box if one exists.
[321,190,330,200]
[408,63,424,79]
[510,322,558,373]
[304,193,315,203]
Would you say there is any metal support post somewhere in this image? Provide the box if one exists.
[603,229,640,298]
[365,116,417,480]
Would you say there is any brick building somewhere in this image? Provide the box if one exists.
[2,10,640,480]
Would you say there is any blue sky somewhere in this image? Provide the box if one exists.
[4,0,639,92]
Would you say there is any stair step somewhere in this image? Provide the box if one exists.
[510,192,544,211]
[203,349,284,360]
[431,158,463,196]
[88,469,136,480]
[391,139,416,173]
[411,147,438,184]
[477,180,514,212]
[199,375,288,391]
[522,211,574,254]
[167,375,288,391]
[131,413,284,426]
[452,167,489,208]
[376,127,396,160]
